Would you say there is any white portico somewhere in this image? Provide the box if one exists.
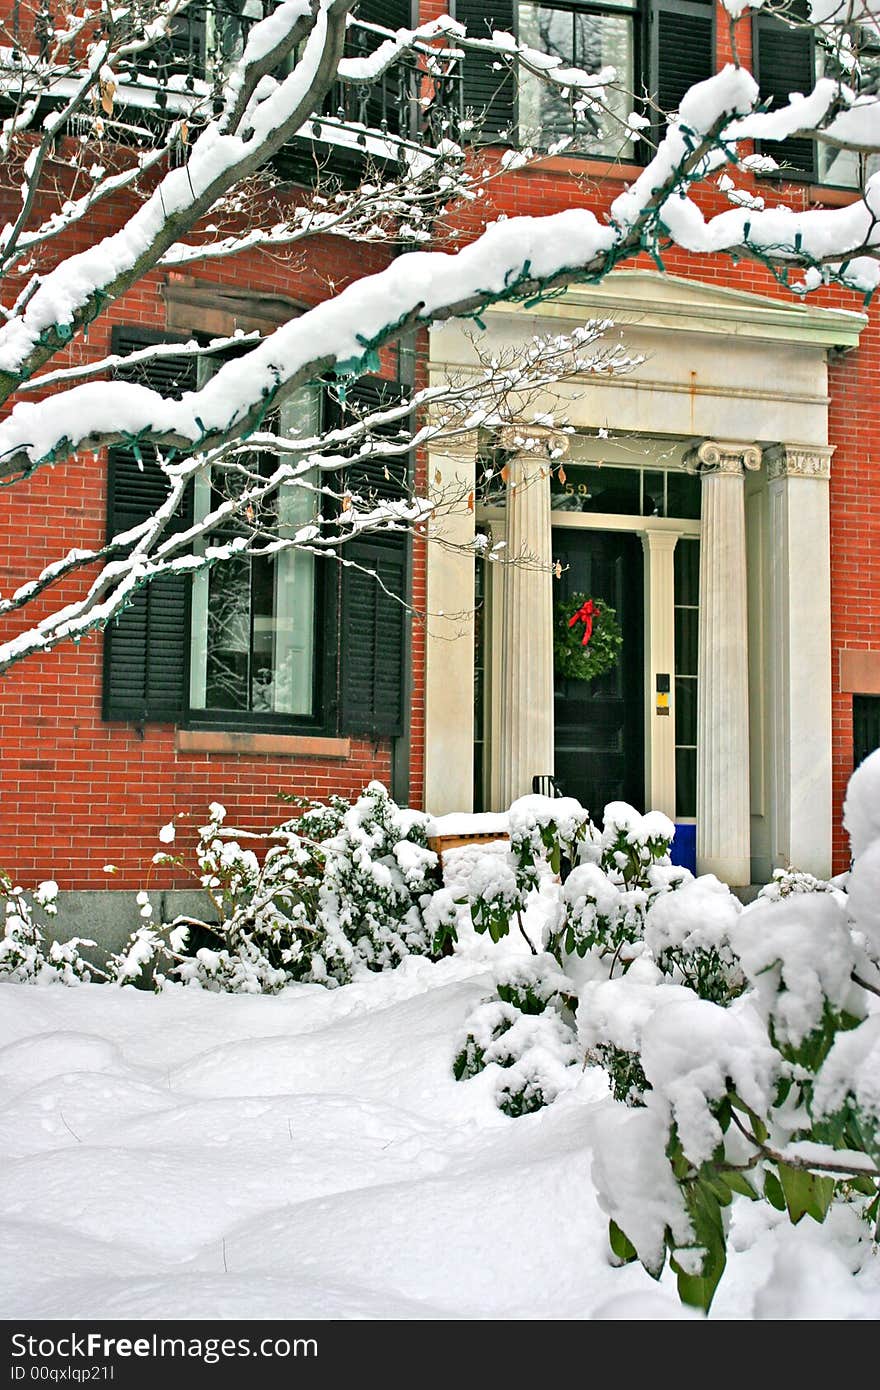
[423,271,865,883]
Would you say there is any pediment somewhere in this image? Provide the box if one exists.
[486,268,866,350]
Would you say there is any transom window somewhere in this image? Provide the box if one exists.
[549,462,701,518]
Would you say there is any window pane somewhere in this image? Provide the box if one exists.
[815,46,861,188]
[642,470,665,517]
[550,464,640,513]
[205,554,252,711]
[269,388,321,716]
[675,675,697,746]
[517,2,634,156]
[817,141,860,189]
[674,536,700,605]
[666,469,701,520]
[674,607,698,676]
[675,747,697,819]
[518,4,575,145]
[674,539,700,823]
[572,11,634,157]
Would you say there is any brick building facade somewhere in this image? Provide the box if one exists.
[0,0,877,889]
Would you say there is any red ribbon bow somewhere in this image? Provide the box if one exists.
[568,598,597,648]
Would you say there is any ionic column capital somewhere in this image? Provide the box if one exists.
[764,443,835,481]
[424,428,481,468]
[685,440,763,476]
[497,424,571,462]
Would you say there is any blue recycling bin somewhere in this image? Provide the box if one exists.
[670,823,697,875]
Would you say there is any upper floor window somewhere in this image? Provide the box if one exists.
[458,0,715,160]
[753,7,880,188]
[517,0,637,158]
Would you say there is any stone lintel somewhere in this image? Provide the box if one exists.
[840,648,880,695]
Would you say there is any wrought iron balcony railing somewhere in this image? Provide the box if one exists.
[114,1,463,153]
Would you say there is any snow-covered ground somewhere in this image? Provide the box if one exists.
[1,954,878,1320]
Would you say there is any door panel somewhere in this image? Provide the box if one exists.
[552,529,644,819]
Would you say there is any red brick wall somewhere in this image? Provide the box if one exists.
[0,167,424,886]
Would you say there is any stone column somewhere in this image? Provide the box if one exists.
[641,530,679,819]
[765,444,835,878]
[424,434,478,815]
[690,440,762,885]
[496,430,567,807]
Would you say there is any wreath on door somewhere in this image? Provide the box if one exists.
[554,593,623,682]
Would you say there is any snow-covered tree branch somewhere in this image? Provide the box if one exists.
[0,319,638,670]
[0,0,879,673]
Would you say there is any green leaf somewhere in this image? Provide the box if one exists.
[671,1236,726,1313]
[608,1219,638,1266]
[848,1175,877,1197]
[668,1180,728,1311]
[777,1163,835,1225]
[719,1169,759,1200]
[813,1173,835,1220]
[763,1168,787,1210]
[703,1172,734,1207]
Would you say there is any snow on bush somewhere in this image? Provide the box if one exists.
[0,872,98,985]
[444,776,880,1312]
[844,746,880,862]
[5,766,880,1317]
[578,776,880,1313]
[132,781,446,991]
[453,954,580,1117]
[448,796,687,1116]
[644,875,744,1003]
[731,893,863,1051]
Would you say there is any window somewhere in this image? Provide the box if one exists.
[473,533,488,810]
[136,1,266,89]
[458,0,715,156]
[549,462,701,516]
[189,363,322,721]
[130,1,428,157]
[753,8,880,187]
[517,0,637,157]
[102,328,410,739]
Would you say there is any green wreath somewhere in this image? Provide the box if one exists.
[554,593,623,682]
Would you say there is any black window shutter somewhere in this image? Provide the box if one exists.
[340,537,408,737]
[753,10,816,178]
[328,375,412,500]
[353,0,411,27]
[455,0,515,143]
[102,330,197,723]
[326,377,410,737]
[650,0,715,135]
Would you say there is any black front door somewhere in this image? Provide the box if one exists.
[552,528,644,820]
